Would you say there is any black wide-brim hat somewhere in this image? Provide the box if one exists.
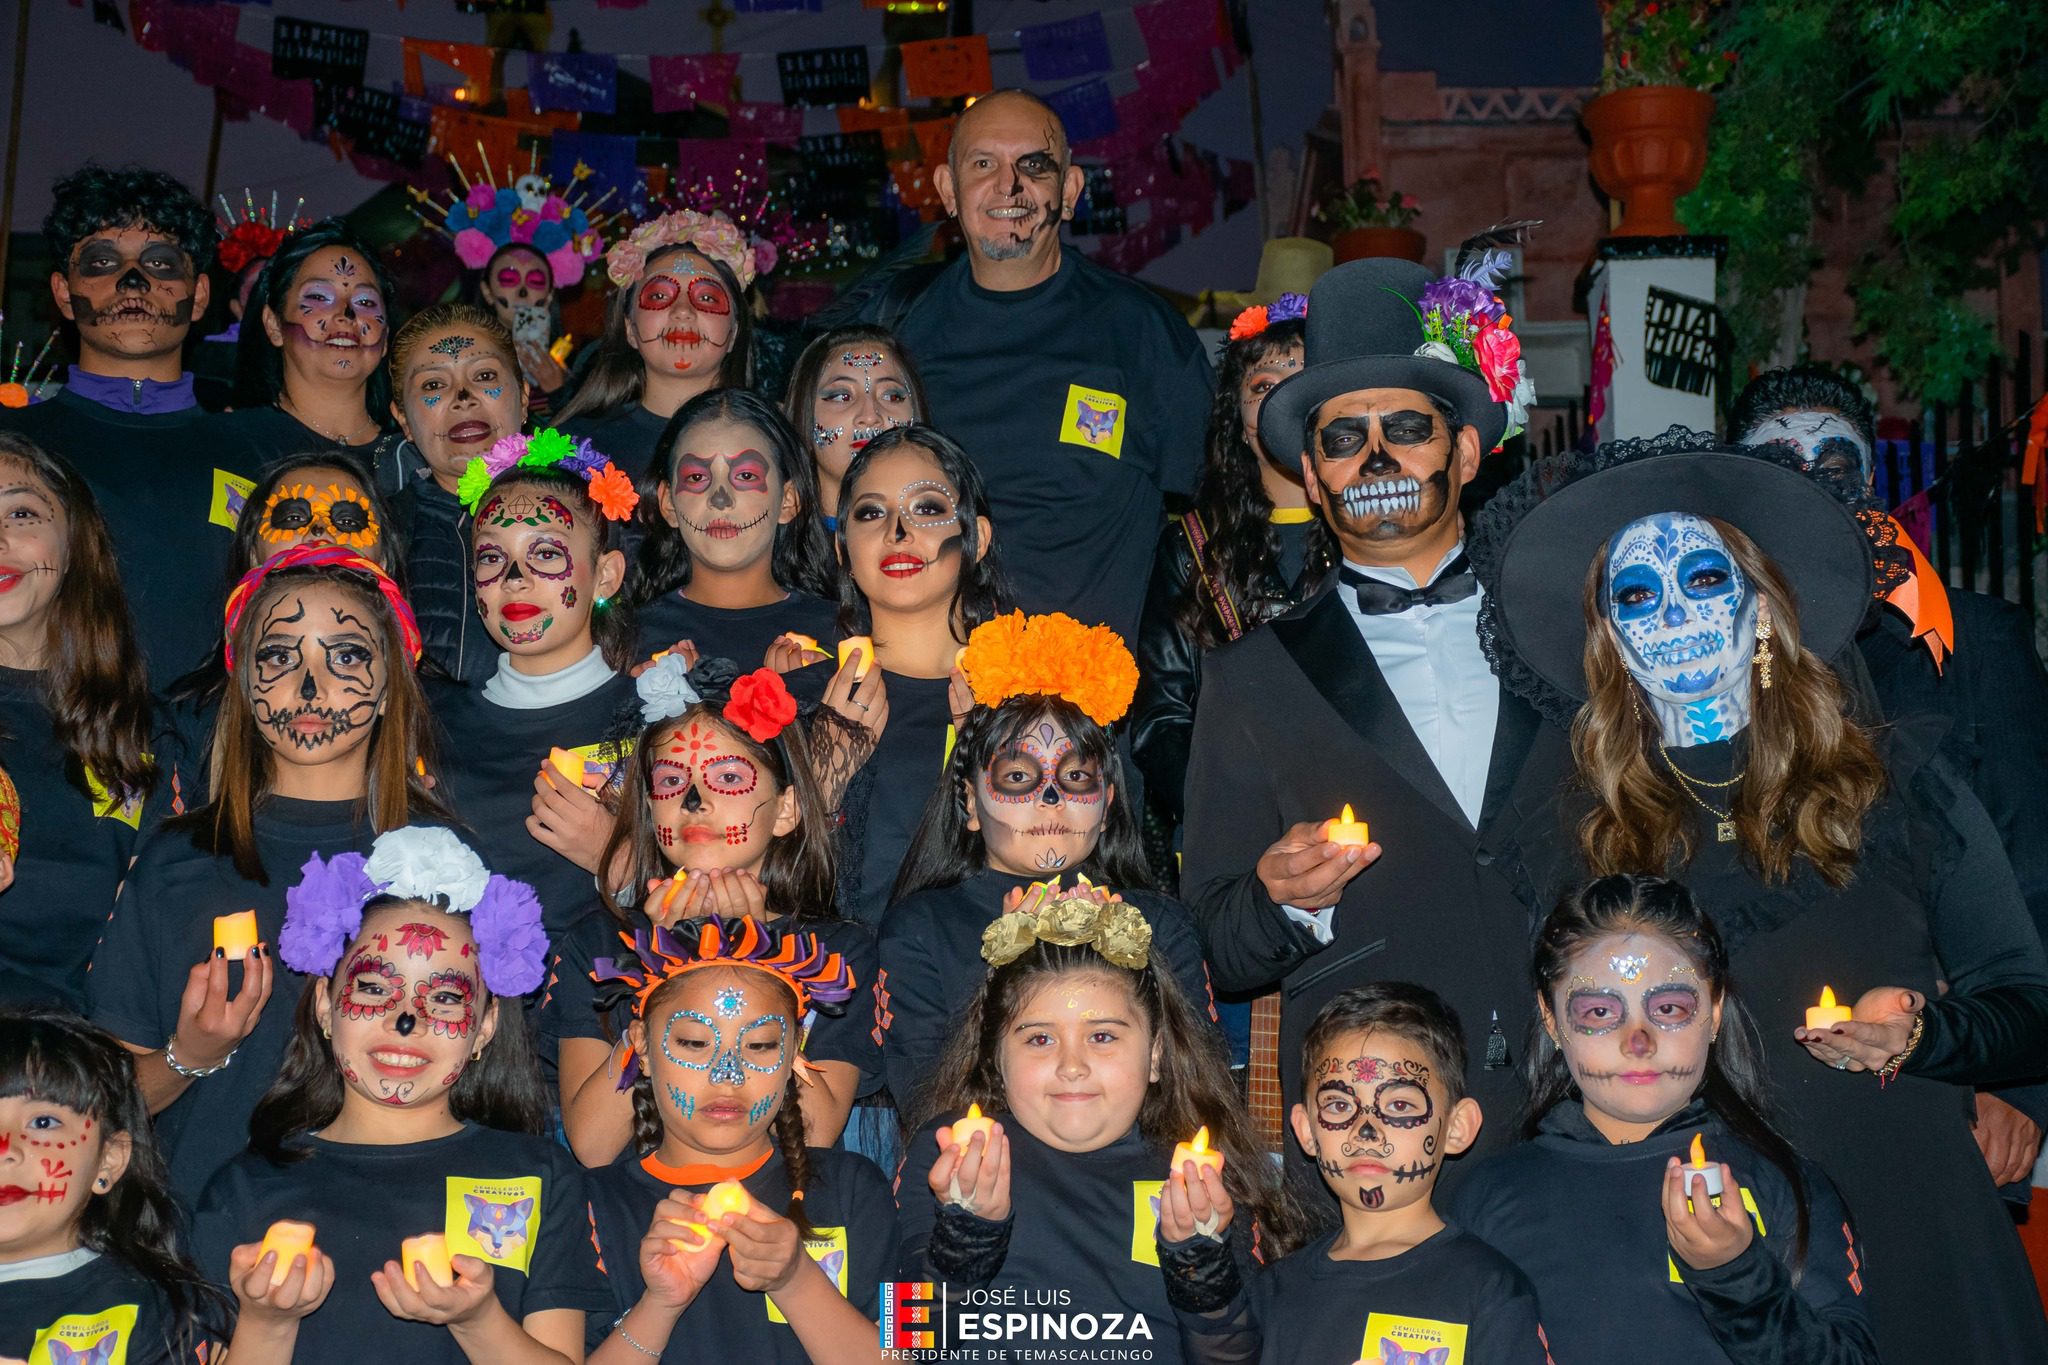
[1469,429,1875,714]
[1259,258,1507,462]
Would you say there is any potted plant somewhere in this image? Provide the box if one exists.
[1313,172,1425,264]
[1581,0,1737,236]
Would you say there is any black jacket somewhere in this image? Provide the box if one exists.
[394,471,496,685]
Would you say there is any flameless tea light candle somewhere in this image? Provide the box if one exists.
[1806,986,1854,1030]
[1171,1126,1226,1179]
[259,1220,316,1285]
[546,747,584,785]
[1685,1133,1725,1200]
[946,1103,997,1149]
[700,1180,754,1221]
[782,632,826,659]
[213,910,261,958]
[838,636,874,680]
[401,1233,454,1291]
[1323,804,1370,848]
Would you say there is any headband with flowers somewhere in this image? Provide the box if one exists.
[278,826,548,997]
[1405,251,1536,442]
[1227,292,1308,342]
[592,915,857,1088]
[456,427,640,522]
[635,653,797,744]
[604,209,755,291]
[958,611,1140,727]
[223,543,422,671]
[980,877,1153,971]
[216,188,310,276]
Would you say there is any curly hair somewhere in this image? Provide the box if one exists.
[44,164,217,270]
[1731,366,1874,451]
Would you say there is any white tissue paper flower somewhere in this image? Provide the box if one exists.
[364,826,491,912]
[636,652,703,724]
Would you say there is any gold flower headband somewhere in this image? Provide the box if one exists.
[979,877,1153,971]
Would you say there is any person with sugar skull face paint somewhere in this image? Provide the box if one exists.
[1471,429,2048,1362]
[780,326,930,529]
[474,243,579,422]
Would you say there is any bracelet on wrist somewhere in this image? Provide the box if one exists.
[163,1034,235,1078]
[1877,1011,1926,1089]
[612,1316,661,1359]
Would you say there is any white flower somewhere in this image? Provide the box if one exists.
[365,826,490,912]
[1506,370,1538,434]
[1414,341,1459,363]
[637,653,703,724]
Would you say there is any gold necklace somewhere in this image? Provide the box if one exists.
[1660,746,1743,842]
[278,393,373,446]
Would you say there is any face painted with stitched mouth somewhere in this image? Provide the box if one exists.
[969,717,1111,878]
[810,346,917,486]
[627,248,735,375]
[1606,513,1757,705]
[59,226,204,362]
[270,246,388,386]
[843,445,979,617]
[399,327,524,485]
[999,969,1158,1153]
[633,968,795,1156]
[1305,389,1462,551]
[0,1091,123,1261]
[473,486,594,654]
[647,714,795,876]
[0,460,69,642]
[1747,409,1872,486]
[319,900,498,1113]
[1548,932,1719,1137]
[659,416,790,575]
[243,580,386,769]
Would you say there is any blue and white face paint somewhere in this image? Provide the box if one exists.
[1605,513,1757,746]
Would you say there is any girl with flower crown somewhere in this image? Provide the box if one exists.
[90,545,455,1205]
[192,826,609,1363]
[882,612,1215,1119]
[899,893,1307,1362]
[429,430,642,941]
[545,657,878,1166]
[583,916,899,1363]
[558,211,757,475]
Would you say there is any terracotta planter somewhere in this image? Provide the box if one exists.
[1331,226,1426,264]
[1582,85,1715,237]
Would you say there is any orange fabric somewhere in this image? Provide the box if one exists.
[2023,397,2048,535]
[2016,1186,2048,1310]
[640,1147,773,1188]
[1880,513,1954,674]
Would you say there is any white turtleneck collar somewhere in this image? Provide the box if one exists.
[482,645,617,710]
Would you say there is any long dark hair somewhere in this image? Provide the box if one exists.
[916,940,1309,1257]
[833,424,1009,639]
[166,450,403,707]
[780,325,929,429]
[0,1008,231,1357]
[630,387,836,605]
[556,244,754,424]
[232,218,396,424]
[892,695,1151,901]
[469,465,637,671]
[1175,319,1331,649]
[0,433,154,800]
[1525,874,1811,1271]
[248,895,551,1162]
[624,968,815,1234]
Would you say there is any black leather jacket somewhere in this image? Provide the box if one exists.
[395,471,497,686]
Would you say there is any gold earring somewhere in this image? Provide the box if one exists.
[1752,604,1775,691]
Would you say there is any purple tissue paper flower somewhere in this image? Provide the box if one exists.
[1420,275,1502,325]
[470,874,549,997]
[1268,292,1309,323]
[279,851,379,977]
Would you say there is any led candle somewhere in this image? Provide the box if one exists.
[648,870,689,921]
[782,632,825,659]
[401,1233,454,1291]
[546,746,585,786]
[700,1180,753,1221]
[945,1102,997,1149]
[212,910,260,958]
[1170,1125,1226,1179]
[1323,804,1370,848]
[1806,986,1853,1030]
[1685,1133,1725,1200]
[837,636,875,680]
[259,1220,316,1286]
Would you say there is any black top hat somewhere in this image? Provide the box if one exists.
[1468,429,1880,722]
[1258,258,1507,463]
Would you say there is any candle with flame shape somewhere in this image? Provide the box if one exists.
[946,1102,997,1149]
[1170,1125,1226,1179]
[1685,1132,1725,1200]
[1806,986,1853,1030]
[1323,804,1370,848]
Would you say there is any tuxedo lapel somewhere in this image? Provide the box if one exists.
[1478,688,1541,836]
[1270,590,1469,831]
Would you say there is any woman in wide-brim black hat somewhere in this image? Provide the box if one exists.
[1462,427,2048,1360]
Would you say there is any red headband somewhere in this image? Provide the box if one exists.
[223,543,423,670]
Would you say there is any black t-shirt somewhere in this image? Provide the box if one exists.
[0,1251,228,1364]
[193,1123,609,1363]
[584,1146,898,1360]
[0,388,256,686]
[0,668,153,1008]
[542,906,883,1097]
[886,248,1211,640]
[218,404,410,498]
[562,404,673,479]
[878,870,1214,1114]
[634,589,839,694]
[428,670,637,937]
[88,798,450,1203]
[841,670,953,927]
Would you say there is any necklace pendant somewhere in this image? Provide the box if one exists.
[1716,820,1737,843]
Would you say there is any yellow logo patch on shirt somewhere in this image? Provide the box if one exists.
[31,1302,138,1364]
[445,1174,544,1275]
[768,1224,849,1323]
[550,737,635,791]
[1669,1184,1765,1282]
[210,469,257,531]
[85,760,147,829]
[1129,1179,1165,1267]
[1361,1312,1469,1364]
[1059,384,1126,458]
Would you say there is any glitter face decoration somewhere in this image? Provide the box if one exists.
[663,418,785,574]
[245,583,386,764]
[1747,410,1872,484]
[1299,1039,1445,1216]
[276,246,388,379]
[473,489,595,653]
[1605,513,1758,746]
[647,718,784,872]
[650,974,791,1137]
[843,447,976,614]
[1551,933,1715,1137]
[1238,342,1305,465]
[1309,396,1459,541]
[630,251,735,374]
[972,719,1109,876]
[401,328,523,485]
[810,346,917,483]
[325,908,488,1109]
[258,481,380,551]
[61,227,201,361]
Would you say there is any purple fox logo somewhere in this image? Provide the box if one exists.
[464,1193,535,1256]
[1072,399,1118,445]
[46,1336,117,1365]
[1375,1340,1451,1365]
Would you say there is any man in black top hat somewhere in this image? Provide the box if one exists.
[1178,255,1567,1190]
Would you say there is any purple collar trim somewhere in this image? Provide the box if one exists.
[64,365,197,415]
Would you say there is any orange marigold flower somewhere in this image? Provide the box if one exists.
[1228,306,1271,342]
[960,612,1138,725]
[587,462,641,521]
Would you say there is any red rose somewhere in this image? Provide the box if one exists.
[1474,322,1523,404]
[724,668,798,743]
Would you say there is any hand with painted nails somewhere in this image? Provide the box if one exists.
[719,1199,806,1293]
[372,1251,500,1326]
[631,640,702,678]
[1256,821,1379,910]
[1793,986,1924,1074]
[764,633,831,673]
[930,1120,1011,1221]
[1662,1155,1753,1270]
[1159,1158,1234,1242]
[527,764,614,874]
[641,1192,728,1311]
[172,942,275,1072]
[228,1237,336,1323]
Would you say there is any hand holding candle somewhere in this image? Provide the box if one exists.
[400,1233,454,1291]
[1322,804,1370,848]
[1806,986,1853,1030]
[213,910,261,958]
[837,636,874,680]
[546,746,586,787]
[259,1220,317,1286]
[930,1105,1011,1220]
[700,1180,753,1222]
[944,1102,997,1150]
[1170,1125,1226,1179]
[1684,1133,1725,1201]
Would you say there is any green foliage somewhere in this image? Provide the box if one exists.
[1599,0,1739,92]
[1313,173,1421,232]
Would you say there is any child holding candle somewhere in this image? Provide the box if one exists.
[1163,981,1549,1364]
[191,825,608,1363]
[582,915,900,1363]
[881,611,1214,1118]
[897,894,1306,1362]
[546,656,878,1163]
[0,1008,231,1363]
[1450,875,1878,1363]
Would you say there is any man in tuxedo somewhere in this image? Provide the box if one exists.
[1180,259,1567,1192]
